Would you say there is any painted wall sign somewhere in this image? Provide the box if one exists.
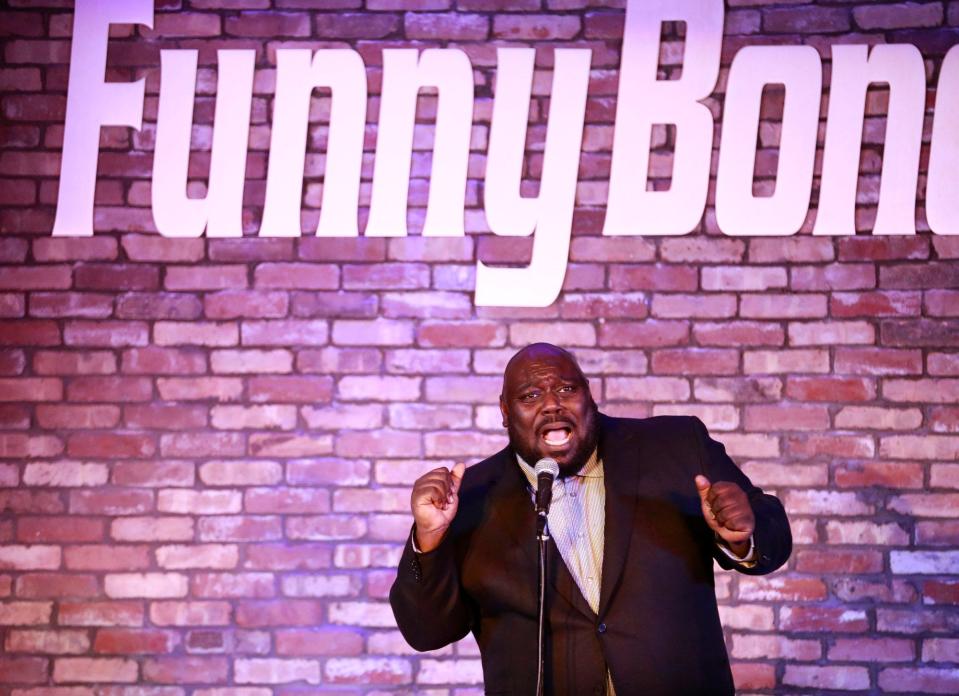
[51,0,958,306]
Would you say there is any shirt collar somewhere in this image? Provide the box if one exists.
[515,448,603,487]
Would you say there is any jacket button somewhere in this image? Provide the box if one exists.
[597,622,607,634]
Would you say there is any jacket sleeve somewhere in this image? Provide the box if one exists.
[388,526,475,651]
[691,417,792,575]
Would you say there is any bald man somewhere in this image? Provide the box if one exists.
[390,344,791,695]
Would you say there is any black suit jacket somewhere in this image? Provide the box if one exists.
[390,415,792,695]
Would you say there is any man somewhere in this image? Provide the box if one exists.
[390,343,791,695]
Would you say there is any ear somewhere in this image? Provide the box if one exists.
[499,396,509,428]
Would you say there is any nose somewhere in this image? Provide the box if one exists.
[541,389,562,413]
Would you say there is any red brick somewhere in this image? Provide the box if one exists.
[300,238,386,262]
[64,545,150,572]
[142,656,229,684]
[0,600,53,625]
[0,656,49,684]
[121,234,204,262]
[154,321,238,346]
[23,462,108,487]
[165,265,247,291]
[0,433,63,457]
[68,490,153,519]
[74,264,159,291]
[0,348,25,374]
[0,266,71,290]
[785,376,875,402]
[731,634,820,660]
[29,292,114,319]
[0,293,24,318]
[245,543,332,571]
[878,667,959,694]
[788,320,874,346]
[384,349,471,375]
[160,432,245,458]
[123,404,207,430]
[247,432,333,457]
[651,295,735,320]
[33,350,116,375]
[276,628,364,656]
[926,289,959,317]
[192,572,275,598]
[243,487,332,514]
[254,263,339,290]
[882,319,959,347]
[291,291,378,318]
[740,294,827,318]
[120,349,205,377]
[236,600,322,627]
[157,489,242,515]
[314,12,399,38]
[149,601,231,627]
[796,548,884,574]
[784,665,869,690]
[115,292,202,320]
[18,517,104,543]
[205,290,288,319]
[208,239,293,261]
[5,629,90,655]
[834,348,922,375]
[155,545,239,570]
[112,461,195,487]
[156,377,243,401]
[651,348,738,375]
[415,321,506,348]
[93,628,177,655]
[838,236,930,260]
[59,600,144,627]
[609,264,697,292]
[787,434,875,460]
[33,238,117,262]
[67,432,155,459]
[599,320,689,347]
[781,605,869,633]
[285,458,371,486]
[831,290,921,318]
[881,262,959,289]
[15,573,99,599]
[210,404,297,430]
[67,377,152,402]
[0,491,65,514]
[208,349,292,374]
[0,320,60,346]
[340,264,429,291]
[197,516,282,542]
[111,517,194,543]
[493,13,579,39]
[335,429,422,458]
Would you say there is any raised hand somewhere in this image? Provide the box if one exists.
[694,475,755,558]
[411,462,466,553]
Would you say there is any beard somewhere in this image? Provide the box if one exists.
[508,404,600,478]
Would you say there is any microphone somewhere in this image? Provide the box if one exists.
[533,457,560,516]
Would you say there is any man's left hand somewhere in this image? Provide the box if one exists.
[694,475,755,557]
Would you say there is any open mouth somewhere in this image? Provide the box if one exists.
[541,426,573,448]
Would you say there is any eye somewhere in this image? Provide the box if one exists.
[519,390,540,402]
[558,385,577,393]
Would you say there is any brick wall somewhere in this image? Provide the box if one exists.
[1,0,959,693]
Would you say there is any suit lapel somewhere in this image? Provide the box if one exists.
[485,448,598,620]
[598,415,640,617]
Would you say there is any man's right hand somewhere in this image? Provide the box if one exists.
[411,462,466,553]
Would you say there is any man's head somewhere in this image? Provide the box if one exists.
[499,343,599,477]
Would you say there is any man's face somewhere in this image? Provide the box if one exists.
[500,347,598,477]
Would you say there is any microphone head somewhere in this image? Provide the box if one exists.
[534,457,560,479]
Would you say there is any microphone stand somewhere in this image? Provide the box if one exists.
[535,510,549,696]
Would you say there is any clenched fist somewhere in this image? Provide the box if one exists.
[411,463,465,553]
[695,475,755,558]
